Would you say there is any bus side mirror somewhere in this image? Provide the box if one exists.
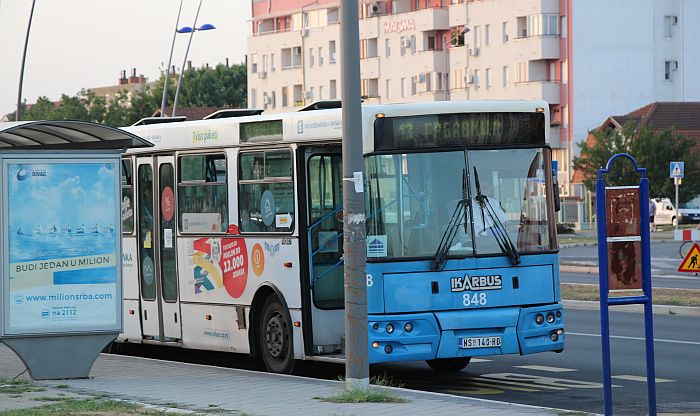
[552,168,561,212]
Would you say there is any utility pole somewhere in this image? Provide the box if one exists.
[340,0,368,389]
[16,0,37,121]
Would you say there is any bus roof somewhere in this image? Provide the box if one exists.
[122,100,549,154]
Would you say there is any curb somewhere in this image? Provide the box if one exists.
[563,299,700,317]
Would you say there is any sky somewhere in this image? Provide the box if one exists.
[0,0,251,117]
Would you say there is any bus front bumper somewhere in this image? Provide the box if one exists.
[367,303,565,364]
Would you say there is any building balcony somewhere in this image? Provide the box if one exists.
[362,6,449,38]
[413,49,449,72]
[361,57,380,79]
[513,35,560,60]
[248,29,302,52]
[450,0,559,27]
[513,80,560,105]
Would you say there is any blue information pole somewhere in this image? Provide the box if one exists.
[596,154,656,415]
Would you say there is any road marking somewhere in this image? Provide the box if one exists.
[612,375,674,383]
[470,358,492,363]
[567,332,700,346]
[471,376,565,390]
[467,380,537,392]
[514,365,577,373]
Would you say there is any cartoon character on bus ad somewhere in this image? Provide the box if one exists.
[191,237,248,299]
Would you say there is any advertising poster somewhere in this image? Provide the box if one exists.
[191,237,248,299]
[607,241,643,291]
[605,187,641,238]
[6,161,119,334]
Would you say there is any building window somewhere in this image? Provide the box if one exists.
[502,21,509,43]
[385,38,391,57]
[473,25,480,48]
[516,62,527,83]
[401,77,406,97]
[251,88,257,108]
[309,86,314,102]
[664,60,674,81]
[330,79,337,98]
[271,91,276,108]
[385,79,391,99]
[329,40,337,63]
[502,66,508,87]
[486,68,492,89]
[250,53,257,73]
[282,87,289,107]
[473,69,480,89]
[664,16,678,38]
[410,35,416,54]
[318,47,324,65]
[560,16,567,38]
[271,53,275,71]
[309,48,314,66]
[485,24,490,46]
[319,86,324,100]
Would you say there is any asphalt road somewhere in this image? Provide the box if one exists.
[114,308,700,415]
[374,308,700,415]
[560,241,700,289]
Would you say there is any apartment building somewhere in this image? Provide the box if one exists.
[247,0,700,192]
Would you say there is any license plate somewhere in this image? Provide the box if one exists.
[459,336,502,349]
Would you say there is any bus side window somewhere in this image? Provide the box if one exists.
[178,153,228,233]
[238,150,295,233]
[121,158,134,234]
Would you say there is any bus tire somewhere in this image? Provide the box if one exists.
[259,295,295,374]
[426,357,471,372]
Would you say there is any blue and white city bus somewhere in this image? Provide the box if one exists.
[117,100,563,374]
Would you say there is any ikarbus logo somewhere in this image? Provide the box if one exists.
[16,166,47,181]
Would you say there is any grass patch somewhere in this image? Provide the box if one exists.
[54,384,69,389]
[561,283,700,307]
[0,398,168,415]
[0,378,45,395]
[316,374,408,404]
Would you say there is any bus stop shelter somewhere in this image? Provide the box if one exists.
[0,120,152,380]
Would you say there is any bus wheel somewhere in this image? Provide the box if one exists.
[259,296,295,374]
[426,357,471,372]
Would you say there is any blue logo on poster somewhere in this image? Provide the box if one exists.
[17,167,30,181]
[14,294,24,304]
[261,190,275,227]
[41,309,49,318]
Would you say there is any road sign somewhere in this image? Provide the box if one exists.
[678,242,700,273]
[670,161,684,179]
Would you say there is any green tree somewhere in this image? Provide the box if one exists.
[573,123,700,203]
[53,94,89,120]
[22,96,57,121]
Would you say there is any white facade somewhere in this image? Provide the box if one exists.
[247,0,700,190]
[572,0,700,161]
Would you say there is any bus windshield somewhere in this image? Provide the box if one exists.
[365,148,554,260]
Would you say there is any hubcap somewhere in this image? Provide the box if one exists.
[265,314,286,358]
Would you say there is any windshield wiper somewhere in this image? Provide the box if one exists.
[473,166,521,265]
[431,169,470,271]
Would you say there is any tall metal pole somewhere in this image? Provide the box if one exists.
[340,0,368,389]
[675,179,679,231]
[160,0,184,117]
[172,0,203,117]
[16,0,37,121]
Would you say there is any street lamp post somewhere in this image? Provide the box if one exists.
[16,0,37,121]
[172,0,215,117]
[160,0,185,117]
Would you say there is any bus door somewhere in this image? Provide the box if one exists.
[303,146,346,354]
[136,156,182,342]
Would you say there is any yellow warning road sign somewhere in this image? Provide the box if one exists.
[678,242,700,272]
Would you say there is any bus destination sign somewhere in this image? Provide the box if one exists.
[373,112,545,150]
[240,120,283,143]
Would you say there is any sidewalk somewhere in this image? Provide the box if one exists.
[0,343,561,416]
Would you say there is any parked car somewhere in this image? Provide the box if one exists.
[678,202,700,224]
[653,198,677,226]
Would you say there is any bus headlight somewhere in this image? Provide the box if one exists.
[404,322,413,333]
[546,313,555,323]
[535,314,544,325]
[386,324,394,334]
